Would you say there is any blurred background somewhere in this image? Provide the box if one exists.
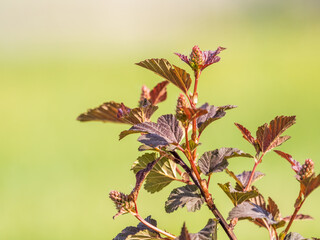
[1,0,320,239]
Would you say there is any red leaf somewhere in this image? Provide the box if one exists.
[274,150,302,173]
[234,123,256,146]
[300,174,320,197]
[149,81,169,105]
[256,116,296,153]
[181,107,208,122]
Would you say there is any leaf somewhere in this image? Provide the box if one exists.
[197,103,236,135]
[120,105,159,125]
[198,148,252,176]
[189,219,217,240]
[256,116,296,153]
[131,156,160,199]
[165,185,205,213]
[283,232,305,240]
[180,107,208,122]
[234,123,260,152]
[126,229,161,240]
[114,216,159,240]
[149,81,169,105]
[274,150,302,173]
[178,223,191,240]
[77,101,127,123]
[282,214,313,222]
[131,153,177,193]
[176,220,217,240]
[234,171,265,190]
[136,59,192,94]
[180,140,201,153]
[120,115,184,149]
[300,174,320,197]
[218,182,259,205]
[227,202,277,225]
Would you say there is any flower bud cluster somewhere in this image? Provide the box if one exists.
[298,159,314,180]
[109,190,129,210]
[189,45,204,71]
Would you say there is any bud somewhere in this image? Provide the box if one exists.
[139,85,150,107]
[117,103,131,118]
[298,159,314,180]
[109,190,129,209]
[176,94,188,122]
[189,45,204,71]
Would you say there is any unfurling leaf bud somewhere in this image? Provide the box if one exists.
[298,159,314,180]
[176,94,188,122]
[139,85,150,107]
[189,45,204,71]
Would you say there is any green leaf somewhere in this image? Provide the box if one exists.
[126,230,161,240]
[165,185,204,213]
[114,216,159,240]
[227,202,277,225]
[198,148,252,176]
[136,58,192,94]
[131,153,177,193]
[218,182,259,205]
[283,232,305,240]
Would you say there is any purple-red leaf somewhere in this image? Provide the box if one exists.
[197,103,236,134]
[234,123,256,146]
[120,114,184,149]
[256,116,296,153]
[149,81,169,105]
[274,150,302,173]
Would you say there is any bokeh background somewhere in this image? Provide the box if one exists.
[1,0,320,239]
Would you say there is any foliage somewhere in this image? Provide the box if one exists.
[78,46,319,240]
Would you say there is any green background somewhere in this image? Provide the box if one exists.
[1,1,319,239]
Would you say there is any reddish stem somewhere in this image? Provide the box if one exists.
[283,196,306,236]
[244,153,265,191]
[133,213,176,239]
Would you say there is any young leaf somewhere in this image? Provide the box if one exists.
[227,202,277,225]
[234,123,258,150]
[274,150,302,173]
[165,185,205,213]
[198,148,252,176]
[149,81,169,106]
[131,153,178,193]
[197,103,237,135]
[120,114,184,149]
[176,219,217,240]
[113,216,159,240]
[283,232,305,240]
[77,101,127,123]
[256,116,296,153]
[218,182,259,206]
[300,174,320,197]
[180,107,208,122]
[136,59,192,94]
